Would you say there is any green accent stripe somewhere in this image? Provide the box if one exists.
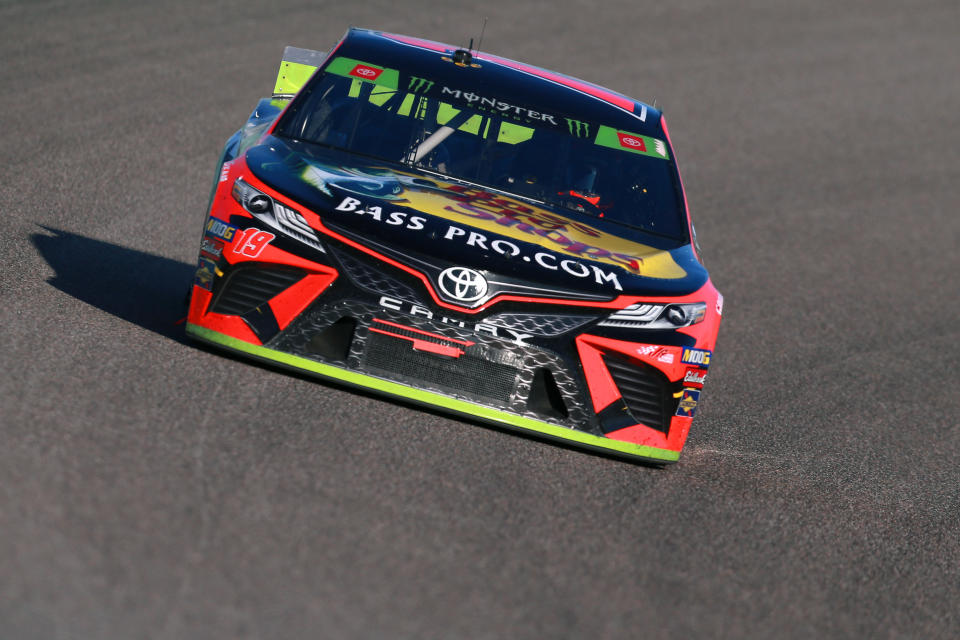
[325,56,400,90]
[186,324,680,463]
[594,125,670,160]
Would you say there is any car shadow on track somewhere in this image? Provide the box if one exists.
[31,226,194,344]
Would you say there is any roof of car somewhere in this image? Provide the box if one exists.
[329,28,663,137]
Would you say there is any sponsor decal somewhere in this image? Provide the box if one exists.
[411,184,685,278]
[407,76,435,93]
[675,389,700,418]
[440,87,559,124]
[231,228,275,258]
[565,118,591,138]
[349,64,383,80]
[379,296,532,345]
[442,225,622,290]
[437,267,488,303]
[716,293,724,316]
[384,186,684,279]
[681,347,711,368]
[683,368,707,388]
[594,126,670,160]
[334,196,427,230]
[324,57,399,89]
[636,345,674,363]
[219,163,231,182]
[194,257,216,291]
[200,237,224,259]
[298,159,686,280]
[206,217,237,242]
[334,195,634,292]
[617,132,647,152]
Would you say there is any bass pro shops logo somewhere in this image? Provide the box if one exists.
[437,267,488,303]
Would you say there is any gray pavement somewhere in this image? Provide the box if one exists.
[1,1,958,638]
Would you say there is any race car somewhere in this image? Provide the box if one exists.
[186,28,722,464]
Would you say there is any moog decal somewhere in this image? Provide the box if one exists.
[206,218,238,242]
[681,347,711,367]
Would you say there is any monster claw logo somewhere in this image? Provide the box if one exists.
[565,117,591,138]
[408,75,435,93]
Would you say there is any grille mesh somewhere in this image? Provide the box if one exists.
[602,355,673,433]
[271,301,595,431]
[333,248,420,303]
[482,312,597,337]
[210,265,305,316]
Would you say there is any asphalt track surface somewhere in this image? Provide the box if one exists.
[2,1,959,638]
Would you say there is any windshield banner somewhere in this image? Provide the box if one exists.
[324,56,670,159]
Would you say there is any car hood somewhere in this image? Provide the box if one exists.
[245,137,708,305]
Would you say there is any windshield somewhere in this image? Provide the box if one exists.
[274,57,688,240]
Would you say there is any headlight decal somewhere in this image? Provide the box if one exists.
[598,302,705,330]
[232,177,326,253]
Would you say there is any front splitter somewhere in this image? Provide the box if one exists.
[186,322,681,464]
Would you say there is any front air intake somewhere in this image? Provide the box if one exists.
[209,264,306,316]
[601,355,675,434]
[527,368,569,419]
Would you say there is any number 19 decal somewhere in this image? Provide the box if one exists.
[232,228,275,258]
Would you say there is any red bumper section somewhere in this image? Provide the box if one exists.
[576,335,703,452]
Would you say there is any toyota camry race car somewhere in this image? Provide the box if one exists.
[186,28,722,464]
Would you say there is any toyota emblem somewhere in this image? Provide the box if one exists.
[437,267,488,303]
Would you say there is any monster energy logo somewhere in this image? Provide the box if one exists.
[408,76,435,93]
[565,118,591,138]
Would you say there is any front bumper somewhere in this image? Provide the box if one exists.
[187,243,711,464]
[186,164,719,465]
[186,322,682,464]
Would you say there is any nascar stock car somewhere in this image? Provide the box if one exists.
[186,28,722,464]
